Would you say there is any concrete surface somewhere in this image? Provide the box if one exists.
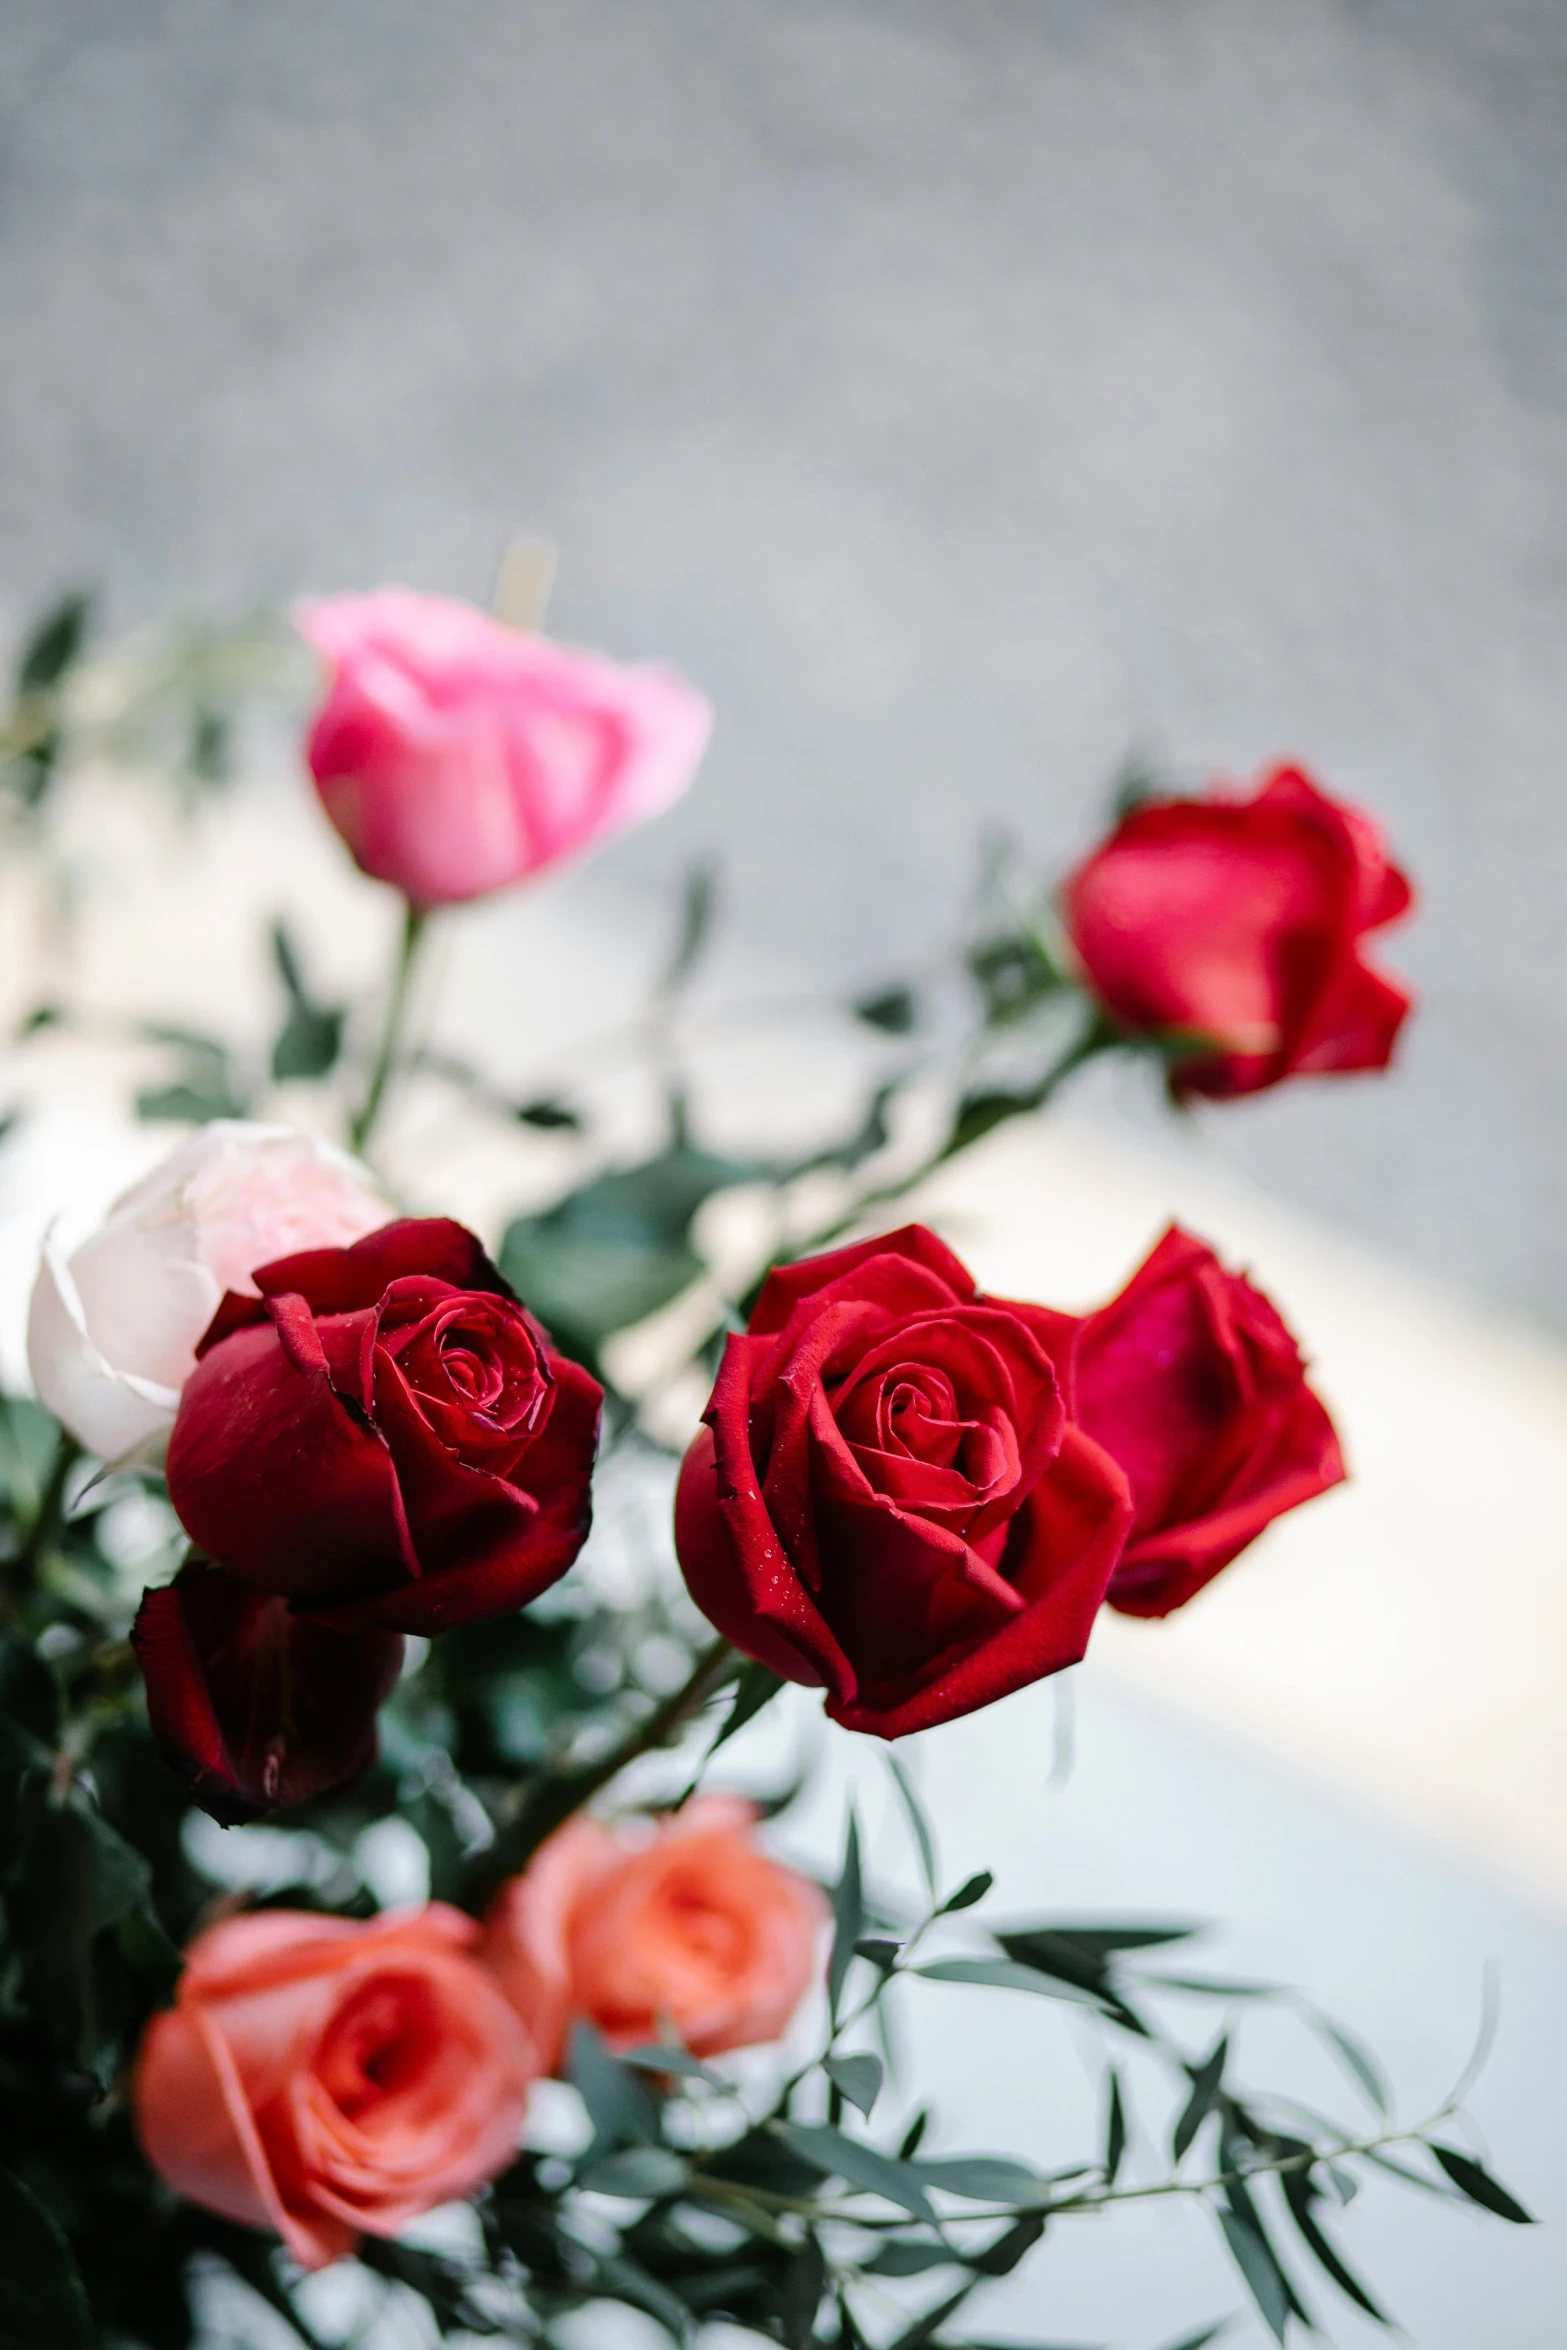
[2,0,1567,1327]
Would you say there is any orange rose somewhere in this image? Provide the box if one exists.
[483,1798,824,2069]
[134,1904,538,2270]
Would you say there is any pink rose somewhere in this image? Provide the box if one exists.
[135,1905,538,2271]
[482,1799,824,2069]
[296,587,713,907]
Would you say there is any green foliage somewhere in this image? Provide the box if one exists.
[0,2164,95,2350]
[134,1024,249,1125]
[269,920,345,1081]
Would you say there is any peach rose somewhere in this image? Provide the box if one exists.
[482,1798,824,2069]
[135,1905,538,2270]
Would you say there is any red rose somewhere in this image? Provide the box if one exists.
[1062,764,1415,1099]
[131,1560,404,1823]
[165,1218,601,1635]
[1077,1225,1345,1618]
[674,1226,1132,1738]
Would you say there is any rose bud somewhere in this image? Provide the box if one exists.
[674,1225,1132,1739]
[1077,1224,1346,1618]
[482,1798,824,2070]
[1062,764,1415,1100]
[164,1217,602,1635]
[135,1905,538,2270]
[27,1122,391,1464]
[131,1559,404,1824]
[296,587,713,908]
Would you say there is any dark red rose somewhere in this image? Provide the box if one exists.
[674,1226,1132,1738]
[1077,1225,1345,1618]
[131,1559,404,1824]
[165,1218,601,1635]
[1062,765,1415,1100]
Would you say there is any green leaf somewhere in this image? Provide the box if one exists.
[499,1138,764,1363]
[1279,2163,1388,2320]
[968,931,1069,1028]
[700,2127,823,2200]
[914,1957,1104,2007]
[269,922,345,1080]
[1110,754,1172,822]
[887,2285,973,2350]
[17,591,91,694]
[658,862,718,1000]
[0,2163,94,2350]
[865,2240,959,2277]
[940,1870,993,1915]
[1216,2204,1291,2344]
[271,1002,345,1082]
[621,2044,726,2086]
[3,1775,152,2082]
[693,1659,785,1779]
[828,1810,864,2020]
[595,2251,695,2341]
[1103,2067,1127,2185]
[854,985,919,1034]
[856,1937,902,1970]
[578,2146,688,2199]
[774,2122,937,2223]
[887,1753,938,1900]
[825,2052,883,2117]
[514,1095,582,1131]
[0,1635,60,1754]
[915,2155,1047,2203]
[568,2021,658,2150]
[1310,2015,1390,2116]
[1431,2145,1535,2223]
[1151,2326,1232,2350]
[967,2211,1045,2276]
[898,2106,930,2159]
[780,2236,827,2350]
[1172,2037,1228,2162]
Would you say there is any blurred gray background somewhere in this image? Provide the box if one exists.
[3,0,1566,1324]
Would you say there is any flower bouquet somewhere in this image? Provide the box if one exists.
[0,577,1530,2350]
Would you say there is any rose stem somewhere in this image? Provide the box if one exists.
[5,1427,82,1614]
[349,899,430,1157]
[463,1633,736,1908]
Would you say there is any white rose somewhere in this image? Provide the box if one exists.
[27,1121,393,1461]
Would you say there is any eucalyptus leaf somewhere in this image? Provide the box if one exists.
[774,2122,937,2223]
[1103,2068,1127,2185]
[828,1811,864,2020]
[826,2051,883,2118]
[1431,2145,1534,2223]
[915,2155,1047,2203]
[622,2045,726,2086]
[940,1870,993,1915]
[0,2163,94,2350]
[17,590,91,694]
[1279,2164,1388,2320]
[1172,2037,1227,2163]
[887,1753,938,1900]
[864,2240,959,2277]
[854,985,919,1034]
[568,2021,658,2151]
[1216,2204,1291,2345]
[578,2147,689,2200]
[914,1957,1103,2007]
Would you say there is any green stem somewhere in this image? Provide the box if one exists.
[780,1012,1117,1266]
[7,1428,81,1607]
[350,901,430,1156]
[464,1634,737,1907]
